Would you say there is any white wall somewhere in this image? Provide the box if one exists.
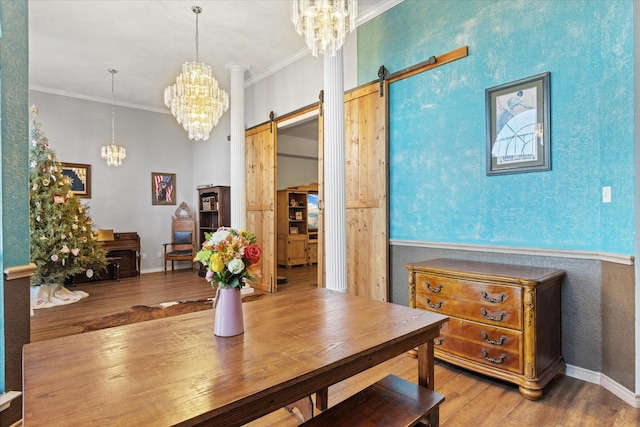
[277,133,318,190]
[191,116,232,189]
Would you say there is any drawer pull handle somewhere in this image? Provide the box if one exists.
[481,349,507,364]
[480,291,507,303]
[425,281,444,293]
[480,308,507,322]
[481,331,507,345]
[425,298,444,309]
[434,337,445,346]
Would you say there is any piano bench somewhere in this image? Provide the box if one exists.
[301,375,444,427]
[106,257,122,282]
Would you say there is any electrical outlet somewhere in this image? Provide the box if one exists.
[602,186,611,203]
[157,251,162,258]
[142,253,147,260]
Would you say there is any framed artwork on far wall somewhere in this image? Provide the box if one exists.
[61,162,91,198]
[152,172,176,205]
[485,72,550,175]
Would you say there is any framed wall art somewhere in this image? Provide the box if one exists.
[61,162,91,198]
[152,172,176,205]
[485,72,550,175]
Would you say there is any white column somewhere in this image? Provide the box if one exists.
[323,50,347,293]
[226,63,250,230]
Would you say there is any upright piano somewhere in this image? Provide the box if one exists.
[66,231,140,285]
[101,232,141,278]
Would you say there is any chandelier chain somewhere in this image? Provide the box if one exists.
[110,69,117,144]
[193,6,201,63]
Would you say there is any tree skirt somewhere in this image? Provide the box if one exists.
[30,284,89,315]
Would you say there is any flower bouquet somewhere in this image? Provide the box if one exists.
[194,227,262,337]
[194,227,262,291]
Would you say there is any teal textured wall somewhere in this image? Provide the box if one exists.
[0,0,29,392]
[358,0,634,254]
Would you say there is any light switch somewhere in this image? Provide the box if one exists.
[602,186,611,203]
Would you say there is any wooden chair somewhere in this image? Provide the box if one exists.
[163,202,196,273]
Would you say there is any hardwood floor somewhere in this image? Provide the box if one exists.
[29,266,640,426]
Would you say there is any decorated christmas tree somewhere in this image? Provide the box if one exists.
[29,106,107,286]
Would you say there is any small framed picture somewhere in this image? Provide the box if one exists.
[290,226,299,234]
[295,211,303,220]
[485,72,550,175]
[61,162,91,198]
[152,172,176,205]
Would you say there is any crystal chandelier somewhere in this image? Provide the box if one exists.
[291,0,357,57]
[164,5,229,141]
[101,69,126,166]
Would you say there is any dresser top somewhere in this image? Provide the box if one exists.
[406,258,565,285]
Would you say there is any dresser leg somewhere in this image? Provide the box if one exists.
[519,385,543,400]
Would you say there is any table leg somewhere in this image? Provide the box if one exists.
[417,341,439,426]
[417,341,434,390]
[315,388,328,411]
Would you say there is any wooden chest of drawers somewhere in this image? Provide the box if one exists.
[406,258,565,400]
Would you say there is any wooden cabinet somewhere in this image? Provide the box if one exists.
[307,233,318,264]
[197,186,230,246]
[277,190,308,267]
[406,258,565,400]
[196,185,230,270]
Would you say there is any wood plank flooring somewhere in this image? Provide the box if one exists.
[29,266,640,426]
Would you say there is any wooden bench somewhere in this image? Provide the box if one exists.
[300,374,445,427]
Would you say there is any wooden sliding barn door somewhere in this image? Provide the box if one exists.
[343,82,389,301]
[245,122,276,293]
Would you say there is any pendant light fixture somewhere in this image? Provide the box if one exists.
[101,69,126,166]
[164,5,229,141]
[291,0,357,57]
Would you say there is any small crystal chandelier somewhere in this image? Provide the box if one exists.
[291,0,357,57]
[164,5,229,141]
[101,69,126,166]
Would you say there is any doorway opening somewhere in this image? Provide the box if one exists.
[276,113,319,291]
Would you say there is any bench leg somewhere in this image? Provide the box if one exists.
[417,406,440,427]
[285,396,314,421]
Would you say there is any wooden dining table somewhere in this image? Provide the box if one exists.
[23,287,448,426]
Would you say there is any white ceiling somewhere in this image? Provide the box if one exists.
[29,0,401,113]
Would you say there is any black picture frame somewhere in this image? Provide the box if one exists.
[485,72,550,175]
[61,162,91,198]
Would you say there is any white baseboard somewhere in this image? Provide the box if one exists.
[140,267,165,274]
[565,364,640,408]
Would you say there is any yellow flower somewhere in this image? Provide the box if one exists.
[210,253,224,272]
